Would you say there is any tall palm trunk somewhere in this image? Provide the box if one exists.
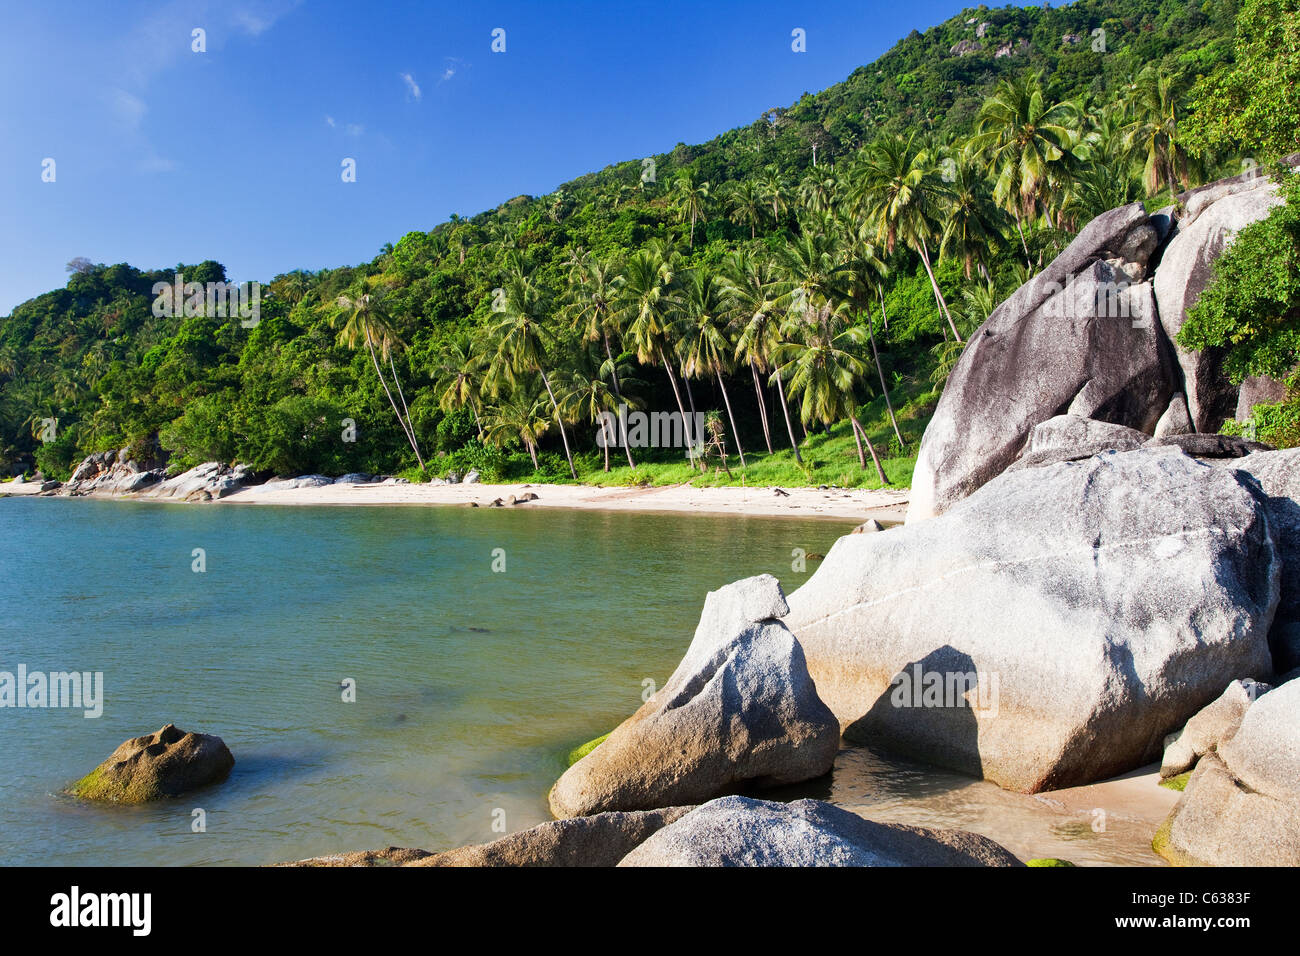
[715,369,746,468]
[603,333,635,468]
[851,415,889,485]
[365,330,422,468]
[750,360,774,454]
[774,374,802,464]
[871,296,906,450]
[917,235,963,343]
[526,440,538,470]
[539,368,577,480]
[388,352,425,469]
[1014,216,1032,267]
[658,346,701,470]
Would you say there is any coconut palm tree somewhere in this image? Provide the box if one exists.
[771,305,889,485]
[677,267,746,467]
[559,356,638,472]
[966,71,1081,263]
[848,133,964,343]
[485,270,577,479]
[797,167,842,216]
[615,248,700,469]
[940,157,1009,281]
[1123,66,1198,199]
[725,180,767,239]
[430,331,488,438]
[671,171,711,248]
[758,168,789,226]
[567,256,636,466]
[333,282,425,469]
[722,249,784,457]
[839,228,906,451]
[482,378,551,470]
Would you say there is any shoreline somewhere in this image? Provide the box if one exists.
[5,479,911,523]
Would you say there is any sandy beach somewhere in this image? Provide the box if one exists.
[221,480,910,521]
[4,477,910,522]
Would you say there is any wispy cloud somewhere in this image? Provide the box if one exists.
[105,88,147,131]
[325,115,336,128]
[400,71,421,101]
[438,57,466,84]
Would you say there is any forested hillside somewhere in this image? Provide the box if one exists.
[4,0,1297,486]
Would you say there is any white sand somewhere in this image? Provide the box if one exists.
[219,479,910,522]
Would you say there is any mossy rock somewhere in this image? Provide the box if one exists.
[1160,770,1192,791]
[70,724,234,803]
[1026,858,1077,867]
[565,732,611,767]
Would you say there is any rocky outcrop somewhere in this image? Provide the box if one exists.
[64,449,165,496]
[1154,173,1286,432]
[70,724,234,803]
[412,807,692,866]
[1219,448,1300,672]
[548,574,839,818]
[907,203,1175,521]
[148,462,252,500]
[1157,679,1300,865]
[785,448,1279,793]
[1004,414,1148,472]
[1160,679,1270,778]
[618,796,1022,867]
[908,162,1296,523]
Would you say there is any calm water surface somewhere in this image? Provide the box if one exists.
[0,497,1163,865]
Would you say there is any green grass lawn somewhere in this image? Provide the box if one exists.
[569,378,938,490]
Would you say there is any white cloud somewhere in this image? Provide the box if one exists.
[325,115,336,128]
[139,153,176,174]
[400,71,421,101]
[105,88,147,131]
[438,57,465,84]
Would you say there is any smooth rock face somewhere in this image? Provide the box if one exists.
[1160,679,1269,778]
[548,574,839,818]
[1005,414,1148,472]
[908,203,1174,521]
[71,724,234,803]
[1219,449,1300,672]
[1153,393,1194,438]
[1158,679,1300,865]
[618,796,1022,867]
[410,807,693,867]
[1153,177,1285,432]
[1236,374,1289,423]
[786,449,1279,793]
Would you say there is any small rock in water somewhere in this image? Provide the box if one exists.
[70,724,234,803]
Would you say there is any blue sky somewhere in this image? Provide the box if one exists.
[0,0,972,315]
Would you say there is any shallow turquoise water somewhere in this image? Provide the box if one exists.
[0,496,849,865]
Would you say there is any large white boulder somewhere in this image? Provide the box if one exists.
[785,448,1279,793]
